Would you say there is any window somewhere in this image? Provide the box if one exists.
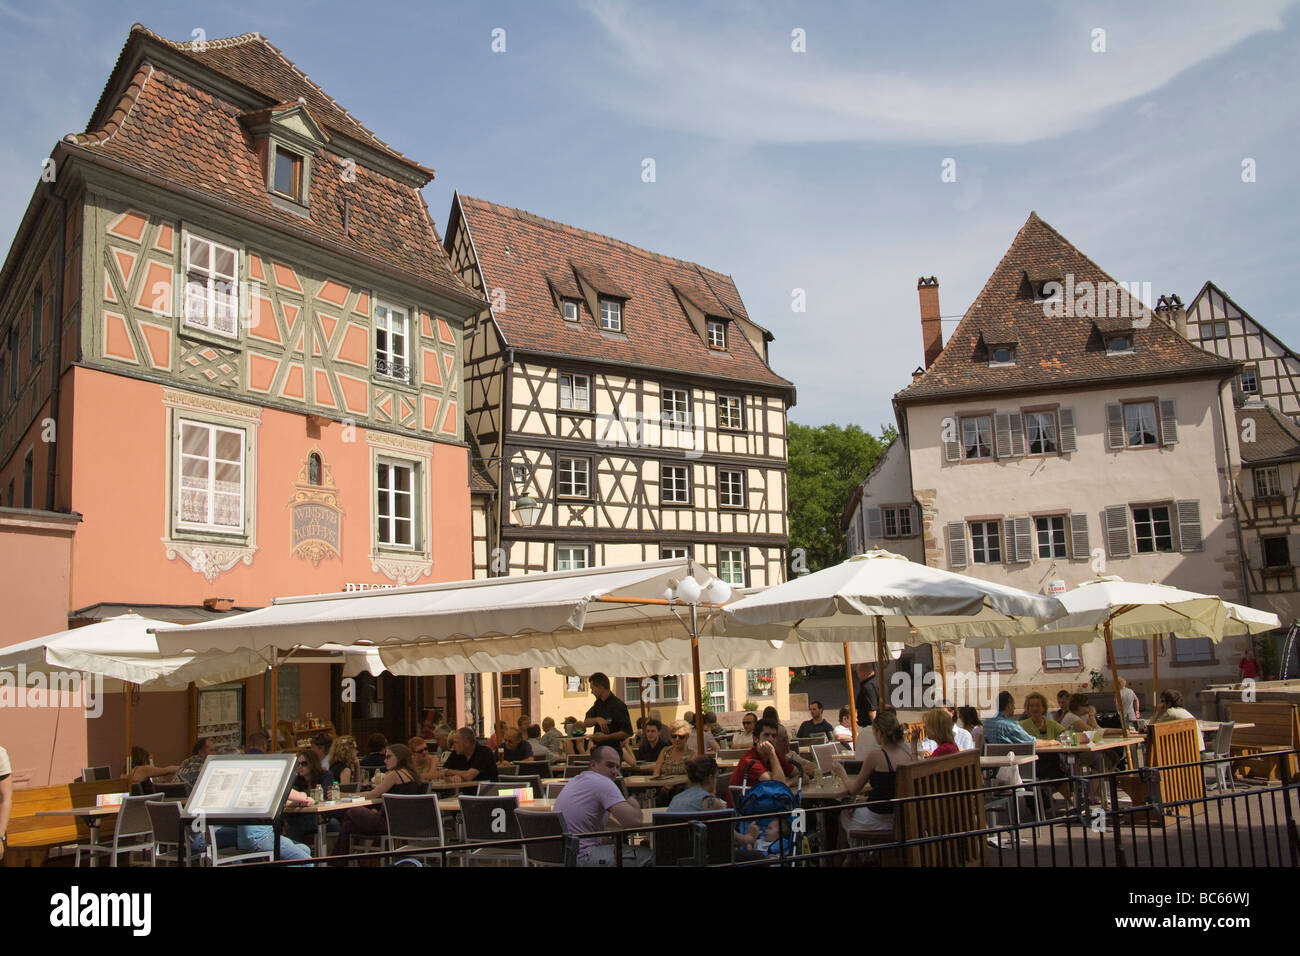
[707,319,726,349]
[1172,637,1213,664]
[184,235,238,337]
[662,464,690,504]
[1024,411,1057,455]
[6,329,16,397]
[1035,515,1067,558]
[1112,639,1147,667]
[556,545,589,571]
[1107,335,1132,353]
[22,450,33,509]
[177,420,245,532]
[376,459,415,549]
[718,395,743,430]
[660,545,690,559]
[1240,367,1259,395]
[662,388,690,429]
[883,506,914,538]
[970,521,1001,564]
[565,674,587,693]
[989,346,1015,367]
[599,298,622,332]
[1132,505,1174,553]
[746,668,775,697]
[559,372,591,412]
[704,670,728,712]
[1210,321,1228,339]
[1255,466,1282,498]
[719,469,744,508]
[1262,536,1291,569]
[977,645,1014,672]
[557,457,590,498]
[273,148,303,201]
[375,301,410,382]
[1123,402,1158,447]
[562,299,581,322]
[624,675,680,702]
[961,415,993,460]
[1042,644,1081,670]
[30,286,41,360]
[719,548,745,586]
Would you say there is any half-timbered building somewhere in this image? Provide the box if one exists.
[445,194,796,725]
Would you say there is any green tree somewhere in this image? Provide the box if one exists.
[787,423,889,574]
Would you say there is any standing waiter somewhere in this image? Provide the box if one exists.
[581,673,633,749]
[854,662,879,728]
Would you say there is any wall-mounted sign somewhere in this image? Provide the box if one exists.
[1047,580,1067,595]
[287,448,343,565]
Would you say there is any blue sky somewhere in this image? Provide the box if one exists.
[1,0,1297,430]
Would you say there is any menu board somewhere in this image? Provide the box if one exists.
[186,754,297,820]
[196,686,244,751]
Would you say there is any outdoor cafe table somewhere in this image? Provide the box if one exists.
[285,797,379,861]
[34,805,122,867]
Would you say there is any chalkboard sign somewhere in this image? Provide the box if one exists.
[277,665,301,723]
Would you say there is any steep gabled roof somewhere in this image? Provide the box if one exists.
[1239,404,1300,464]
[895,213,1236,404]
[1187,280,1300,367]
[449,195,793,391]
[61,25,477,304]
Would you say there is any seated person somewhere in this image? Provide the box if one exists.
[654,721,693,778]
[1154,688,1204,749]
[1018,691,1067,787]
[431,725,454,766]
[832,706,855,744]
[983,692,1037,745]
[761,706,780,721]
[956,707,983,752]
[501,727,533,763]
[623,718,669,766]
[776,724,815,782]
[1059,694,1101,736]
[832,712,914,831]
[685,721,719,756]
[286,749,332,844]
[332,744,423,862]
[922,708,960,757]
[128,746,179,789]
[358,733,389,769]
[176,737,214,787]
[327,735,361,786]
[488,720,509,752]
[727,718,795,804]
[436,727,500,782]
[1052,689,1071,724]
[797,700,836,741]
[948,708,975,751]
[854,704,898,758]
[408,736,439,781]
[526,724,557,762]
[246,730,270,755]
[553,745,651,867]
[539,717,566,755]
[667,756,727,812]
[731,712,758,749]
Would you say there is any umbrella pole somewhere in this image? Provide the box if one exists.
[843,643,857,745]
[690,604,705,756]
[937,643,949,707]
[270,657,279,750]
[124,681,134,774]
[1104,620,1129,736]
[1152,634,1159,712]
[874,617,887,711]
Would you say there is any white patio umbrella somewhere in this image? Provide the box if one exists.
[972,577,1282,733]
[721,549,1068,738]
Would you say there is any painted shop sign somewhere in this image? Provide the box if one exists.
[287,449,343,565]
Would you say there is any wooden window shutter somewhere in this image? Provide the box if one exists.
[1159,399,1179,445]
[1106,404,1125,449]
[1058,408,1078,453]
[943,419,962,463]
[866,506,883,540]
[1068,513,1090,560]
[995,413,1013,458]
[908,504,919,536]
[947,521,968,568]
[1013,515,1033,562]
[1002,518,1016,563]
[1007,412,1025,456]
[1283,467,1295,497]
[1176,499,1202,551]
[1104,505,1131,558]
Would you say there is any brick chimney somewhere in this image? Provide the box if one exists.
[918,276,943,368]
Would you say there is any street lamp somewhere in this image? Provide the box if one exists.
[662,571,733,754]
[512,494,541,527]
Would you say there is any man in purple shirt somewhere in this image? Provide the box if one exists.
[552,745,650,866]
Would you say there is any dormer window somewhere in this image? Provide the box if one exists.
[241,101,326,213]
[273,147,304,201]
[1026,265,1064,303]
[989,346,1015,367]
[599,298,623,332]
[1107,335,1133,354]
[707,319,726,350]
[562,299,581,322]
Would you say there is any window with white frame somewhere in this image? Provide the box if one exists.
[704,670,728,712]
[707,319,726,349]
[1042,644,1081,670]
[719,469,744,507]
[1240,366,1259,395]
[662,388,690,428]
[718,395,743,430]
[556,545,589,571]
[375,301,410,381]
[977,645,1014,672]
[883,505,914,538]
[961,415,993,460]
[970,521,1001,564]
[599,298,622,332]
[376,459,415,549]
[746,668,774,696]
[562,299,581,322]
[1255,466,1282,498]
[559,372,591,412]
[177,420,245,532]
[623,675,680,702]
[565,675,587,693]
[719,548,745,586]
[660,545,689,559]
[557,457,590,498]
[1124,402,1158,447]
[184,235,238,337]
[1132,504,1174,553]
[1024,411,1058,455]
[1036,515,1067,558]
[662,464,690,504]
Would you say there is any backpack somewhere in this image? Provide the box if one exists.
[736,780,799,857]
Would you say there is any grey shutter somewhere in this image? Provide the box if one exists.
[943,419,962,463]
[1288,533,1300,567]
[995,413,1012,458]
[1282,466,1294,497]
[1106,404,1125,449]
[1176,499,1202,551]
[947,521,968,568]
[1013,515,1034,562]
[1248,468,1260,500]
[1068,513,1090,559]
[1008,412,1025,456]
[1002,518,1017,563]
[866,506,883,540]
[1105,505,1131,558]
[1159,399,1179,445]
[1058,408,1078,453]
[908,504,920,537]
[1252,538,1265,569]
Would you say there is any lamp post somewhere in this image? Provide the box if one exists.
[663,570,732,755]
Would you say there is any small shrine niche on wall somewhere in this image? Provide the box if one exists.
[287,447,344,566]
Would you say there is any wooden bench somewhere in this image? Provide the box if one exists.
[1117,719,1205,822]
[1225,701,1300,781]
[4,778,133,867]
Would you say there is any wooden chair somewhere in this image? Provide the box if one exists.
[893,749,985,867]
[1118,718,1206,821]
[1226,701,1300,781]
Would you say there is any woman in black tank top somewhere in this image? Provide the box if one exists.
[333,743,423,862]
[831,712,914,831]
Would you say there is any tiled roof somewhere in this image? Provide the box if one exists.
[451,195,793,391]
[65,27,477,303]
[896,213,1237,404]
[1239,404,1300,463]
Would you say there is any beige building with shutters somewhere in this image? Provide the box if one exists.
[848,213,1248,707]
